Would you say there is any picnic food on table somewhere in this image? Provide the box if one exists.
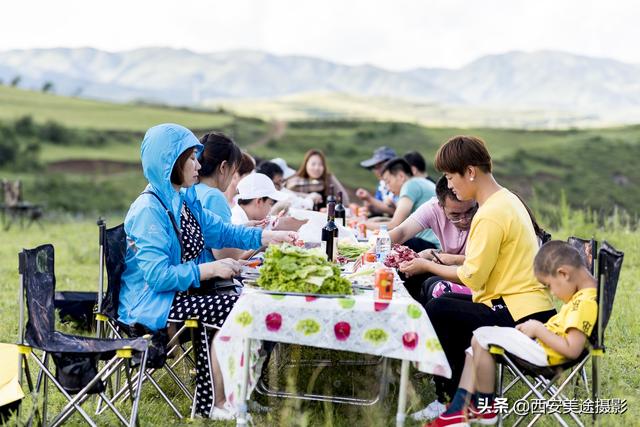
[337,240,371,261]
[383,244,418,269]
[257,244,352,295]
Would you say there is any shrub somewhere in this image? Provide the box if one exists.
[39,120,69,144]
[0,126,18,167]
[14,115,35,136]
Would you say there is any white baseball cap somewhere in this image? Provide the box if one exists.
[270,157,296,180]
[237,173,289,201]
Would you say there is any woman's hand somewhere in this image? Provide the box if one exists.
[516,320,544,338]
[261,230,298,246]
[398,258,432,277]
[199,258,242,280]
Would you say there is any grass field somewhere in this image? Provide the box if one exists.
[0,212,638,426]
[0,86,233,131]
[2,86,640,218]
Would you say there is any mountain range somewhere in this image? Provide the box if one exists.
[1,47,640,126]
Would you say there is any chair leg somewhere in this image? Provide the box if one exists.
[42,353,49,426]
[592,356,599,424]
[130,350,149,427]
[496,363,504,427]
[580,366,589,396]
[21,354,41,427]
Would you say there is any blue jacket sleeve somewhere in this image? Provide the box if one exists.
[127,206,200,293]
[200,207,263,250]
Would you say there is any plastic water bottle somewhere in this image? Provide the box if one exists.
[375,224,391,263]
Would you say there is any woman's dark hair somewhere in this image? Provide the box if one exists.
[381,157,413,177]
[238,151,256,177]
[198,132,242,178]
[256,161,283,180]
[435,175,458,205]
[170,148,195,186]
[296,149,331,199]
[404,151,426,174]
[434,135,492,175]
[513,192,550,244]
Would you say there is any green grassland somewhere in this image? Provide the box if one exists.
[2,86,640,219]
[0,86,232,131]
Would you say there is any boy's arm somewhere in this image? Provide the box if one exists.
[366,197,413,231]
[516,320,588,360]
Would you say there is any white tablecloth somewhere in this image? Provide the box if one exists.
[213,287,451,412]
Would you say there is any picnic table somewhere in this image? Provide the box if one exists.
[213,283,451,427]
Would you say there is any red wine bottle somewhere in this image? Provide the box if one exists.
[326,184,336,206]
[321,201,339,261]
[335,191,346,227]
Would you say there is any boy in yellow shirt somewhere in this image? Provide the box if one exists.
[425,240,598,427]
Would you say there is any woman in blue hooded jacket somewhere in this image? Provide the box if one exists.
[119,123,296,419]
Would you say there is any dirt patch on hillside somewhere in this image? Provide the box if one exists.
[47,159,140,174]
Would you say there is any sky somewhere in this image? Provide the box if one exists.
[1,0,639,71]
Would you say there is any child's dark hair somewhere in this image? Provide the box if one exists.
[198,132,242,178]
[237,196,270,206]
[534,240,586,277]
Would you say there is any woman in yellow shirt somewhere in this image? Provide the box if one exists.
[407,135,556,422]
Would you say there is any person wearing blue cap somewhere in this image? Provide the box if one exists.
[356,146,398,216]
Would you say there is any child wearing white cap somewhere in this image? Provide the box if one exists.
[231,173,289,225]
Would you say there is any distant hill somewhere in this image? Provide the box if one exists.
[2,47,640,126]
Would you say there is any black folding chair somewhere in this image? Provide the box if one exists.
[94,220,204,419]
[567,236,597,275]
[17,244,149,427]
[491,241,624,427]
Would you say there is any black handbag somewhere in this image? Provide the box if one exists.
[192,278,242,296]
[51,353,105,395]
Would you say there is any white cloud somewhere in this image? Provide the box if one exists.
[1,0,639,70]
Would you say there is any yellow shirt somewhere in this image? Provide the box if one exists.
[540,288,598,365]
[456,189,554,320]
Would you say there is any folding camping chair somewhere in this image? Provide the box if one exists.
[94,219,211,419]
[495,236,597,404]
[17,244,149,427]
[490,241,624,427]
[1,179,43,230]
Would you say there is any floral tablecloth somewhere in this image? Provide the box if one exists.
[213,288,451,412]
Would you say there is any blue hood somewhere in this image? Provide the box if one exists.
[141,123,203,215]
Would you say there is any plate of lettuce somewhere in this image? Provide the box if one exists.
[255,244,353,296]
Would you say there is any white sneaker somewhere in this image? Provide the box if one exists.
[210,406,236,420]
[410,399,447,421]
